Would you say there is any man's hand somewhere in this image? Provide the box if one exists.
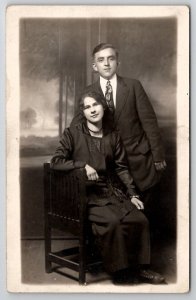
[85,164,99,181]
[154,160,167,171]
[130,196,144,210]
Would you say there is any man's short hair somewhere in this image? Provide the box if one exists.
[92,43,119,59]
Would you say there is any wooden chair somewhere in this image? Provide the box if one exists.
[44,162,102,285]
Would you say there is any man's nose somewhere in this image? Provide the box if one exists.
[104,58,109,65]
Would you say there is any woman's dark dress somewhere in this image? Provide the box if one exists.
[51,121,150,273]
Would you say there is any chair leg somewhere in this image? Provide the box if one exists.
[45,255,52,273]
[79,270,86,285]
[45,220,52,273]
[79,239,87,285]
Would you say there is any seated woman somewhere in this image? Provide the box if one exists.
[51,91,165,285]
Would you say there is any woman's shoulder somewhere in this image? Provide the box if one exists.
[69,118,90,137]
[60,123,84,147]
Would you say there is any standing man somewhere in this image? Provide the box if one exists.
[75,43,166,202]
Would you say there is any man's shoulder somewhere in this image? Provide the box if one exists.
[84,81,99,91]
[118,75,140,86]
[81,76,142,92]
[83,76,141,87]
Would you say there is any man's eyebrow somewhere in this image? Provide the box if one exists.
[97,55,116,60]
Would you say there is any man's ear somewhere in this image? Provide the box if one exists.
[92,62,98,72]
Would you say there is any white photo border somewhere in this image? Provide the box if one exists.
[5,4,189,295]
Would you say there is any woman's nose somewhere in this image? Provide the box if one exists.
[90,108,96,113]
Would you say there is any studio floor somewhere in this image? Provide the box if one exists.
[21,237,176,286]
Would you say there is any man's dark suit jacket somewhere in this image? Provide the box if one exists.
[74,75,165,192]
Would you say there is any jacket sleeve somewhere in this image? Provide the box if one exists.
[112,132,138,196]
[134,80,165,162]
[51,128,86,171]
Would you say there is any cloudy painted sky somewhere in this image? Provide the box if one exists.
[20,18,177,137]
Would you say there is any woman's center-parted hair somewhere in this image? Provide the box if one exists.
[79,91,107,111]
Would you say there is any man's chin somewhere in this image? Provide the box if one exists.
[102,72,116,80]
[102,74,113,80]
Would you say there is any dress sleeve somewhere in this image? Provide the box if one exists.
[51,128,86,171]
[112,132,138,196]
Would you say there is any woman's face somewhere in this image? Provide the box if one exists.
[83,96,104,125]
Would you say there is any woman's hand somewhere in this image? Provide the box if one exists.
[130,196,144,210]
[85,164,99,181]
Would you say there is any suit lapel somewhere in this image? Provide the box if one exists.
[115,76,130,122]
[92,77,129,124]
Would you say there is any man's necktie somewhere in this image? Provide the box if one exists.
[105,80,115,113]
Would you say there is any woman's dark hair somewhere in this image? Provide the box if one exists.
[79,91,107,111]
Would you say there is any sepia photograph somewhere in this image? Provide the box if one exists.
[6,5,189,293]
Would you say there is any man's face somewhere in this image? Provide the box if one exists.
[92,48,118,80]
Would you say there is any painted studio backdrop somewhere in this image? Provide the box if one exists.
[20,18,176,243]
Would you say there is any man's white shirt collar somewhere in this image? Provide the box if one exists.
[100,75,117,107]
